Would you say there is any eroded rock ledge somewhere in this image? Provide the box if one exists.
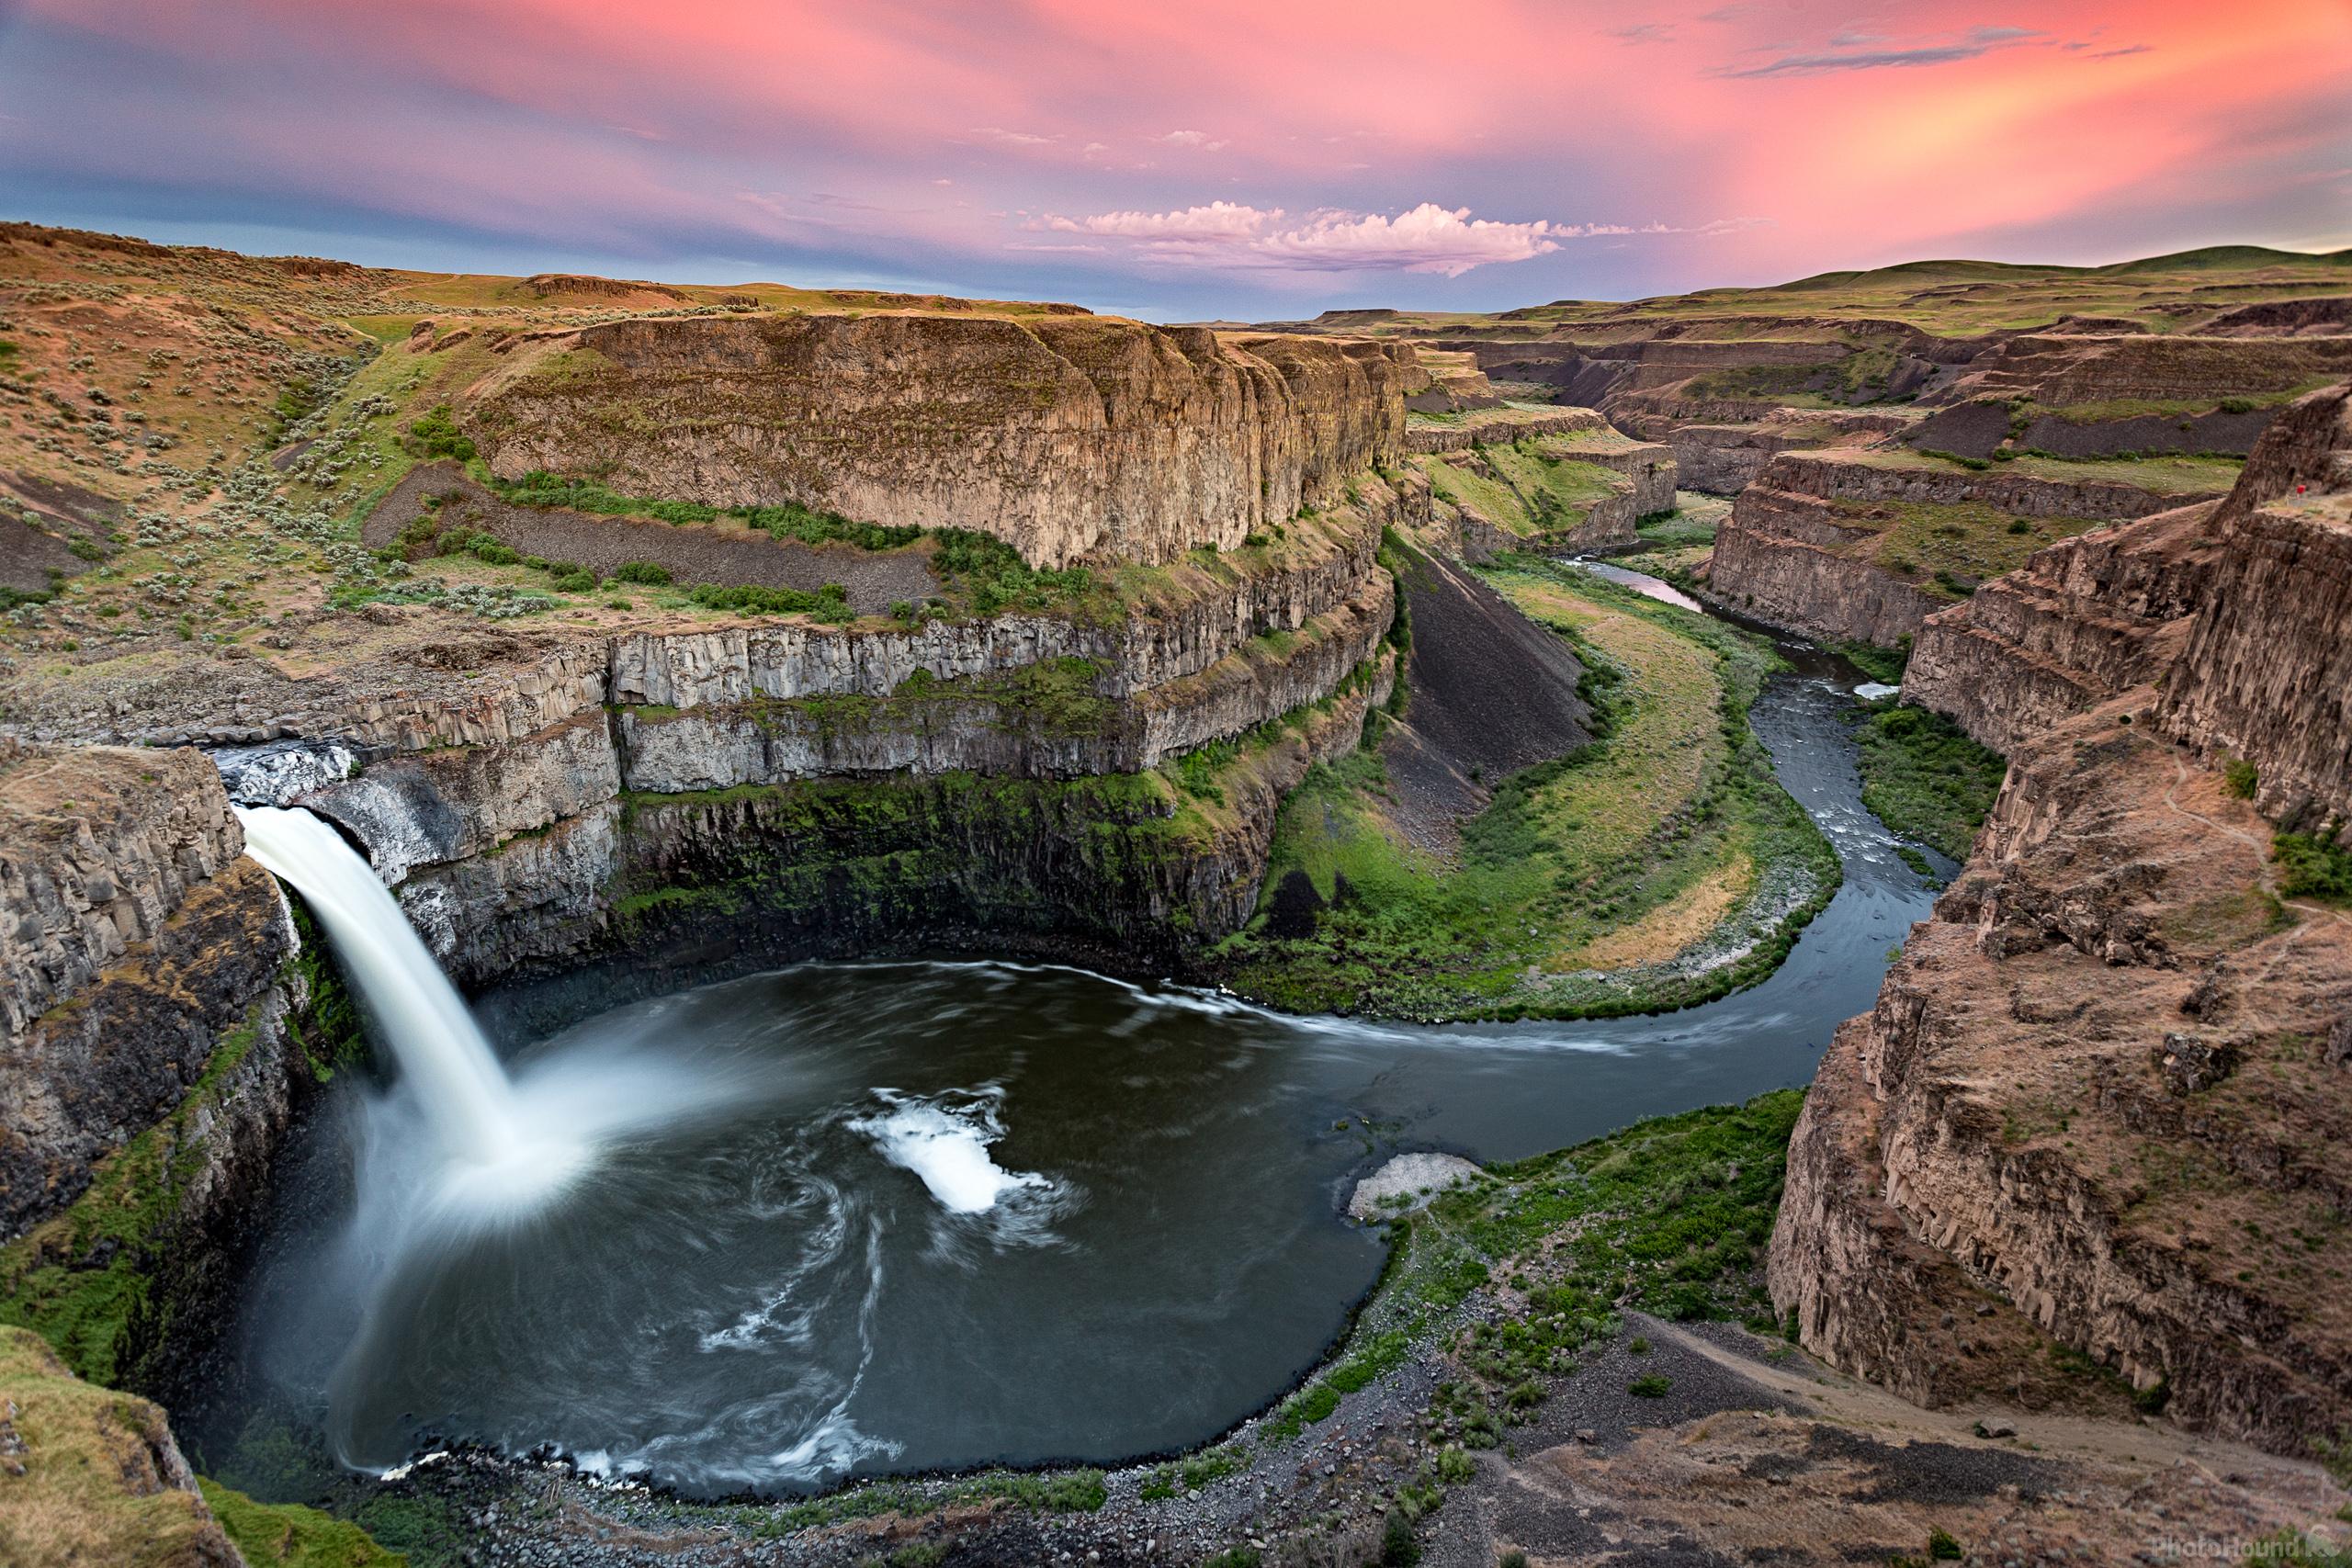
[1707,450,2232,649]
[463,315,1416,569]
[1770,383,2352,1461]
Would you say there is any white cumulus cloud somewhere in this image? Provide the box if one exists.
[1248,204,1561,276]
[1021,201,1757,276]
[1044,200,1280,240]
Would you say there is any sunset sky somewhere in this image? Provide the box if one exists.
[2,0,2346,319]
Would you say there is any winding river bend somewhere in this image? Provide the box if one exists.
[192,581,1942,1500]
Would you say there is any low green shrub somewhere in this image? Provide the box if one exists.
[2276,829,2352,905]
[404,404,475,461]
[688,581,851,618]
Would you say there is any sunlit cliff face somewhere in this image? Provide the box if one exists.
[1,0,2346,313]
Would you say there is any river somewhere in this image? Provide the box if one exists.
[188,570,1943,1499]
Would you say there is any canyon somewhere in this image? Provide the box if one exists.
[4,225,2351,1567]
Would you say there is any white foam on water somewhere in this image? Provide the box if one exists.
[851,1089,1050,1214]
[1854,682,1901,700]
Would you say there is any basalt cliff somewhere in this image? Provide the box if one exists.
[7,223,2352,1567]
[1768,383,2352,1464]
[468,315,1415,569]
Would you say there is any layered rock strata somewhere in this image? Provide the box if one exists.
[1612,409,1920,495]
[1770,386,2352,1461]
[1923,334,2352,457]
[1403,406,1602,455]
[1905,383,2352,760]
[1900,502,2222,753]
[1770,701,2352,1455]
[1702,486,1943,647]
[2155,386,2352,826]
[462,315,1415,569]
[180,487,1405,986]
[0,742,351,1400]
[1706,452,2224,649]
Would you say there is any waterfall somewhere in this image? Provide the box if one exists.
[234,805,524,1166]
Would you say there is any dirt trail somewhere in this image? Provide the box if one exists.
[1422,1315,2351,1568]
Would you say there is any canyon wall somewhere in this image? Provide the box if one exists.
[1749,452,2211,521]
[0,741,353,1399]
[1702,480,1941,647]
[1906,383,2352,759]
[463,315,1414,569]
[1770,703,2352,1454]
[1770,379,2352,1464]
[1706,451,2226,650]
[0,488,1413,1403]
[1615,410,1917,496]
[192,485,1413,987]
[1403,405,1602,455]
[1899,503,2222,754]
[2155,385,2352,827]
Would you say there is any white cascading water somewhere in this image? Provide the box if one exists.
[233,806,573,1190]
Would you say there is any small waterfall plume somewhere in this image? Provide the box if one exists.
[234,805,526,1166]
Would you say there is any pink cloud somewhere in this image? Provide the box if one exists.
[1037,201,1574,276]
[3,0,2344,306]
[1045,202,1280,240]
[1248,205,1560,276]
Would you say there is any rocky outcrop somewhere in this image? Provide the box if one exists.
[1430,328,1951,416]
[1758,452,2213,521]
[1901,502,2222,753]
[1424,427,1672,559]
[612,581,1391,793]
[1772,702,2352,1456]
[1705,451,2224,649]
[0,743,356,1402]
[462,315,1415,569]
[1769,383,2352,1457]
[401,653,1396,987]
[1399,346,1503,414]
[1551,434,1676,519]
[2156,385,2352,825]
[0,1326,242,1568]
[1904,382,2352,770]
[2200,296,2352,337]
[1919,335,2352,457]
[1702,480,1942,647]
[0,745,298,1238]
[116,495,1406,992]
[1404,406,1601,455]
[1613,410,1920,495]
[1771,396,2352,1460]
[1943,333,2352,412]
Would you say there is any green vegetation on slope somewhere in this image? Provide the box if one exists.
[0,1326,232,1568]
[1842,446,2245,495]
[1827,496,2109,601]
[1216,563,1838,1020]
[1851,702,2007,862]
[199,1479,407,1568]
[484,469,1104,618]
[1425,436,1631,543]
[2275,829,2352,906]
[1342,1091,1804,1434]
[0,904,365,1390]
[1681,345,1904,405]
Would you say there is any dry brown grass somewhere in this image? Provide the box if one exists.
[0,1326,237,1568]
